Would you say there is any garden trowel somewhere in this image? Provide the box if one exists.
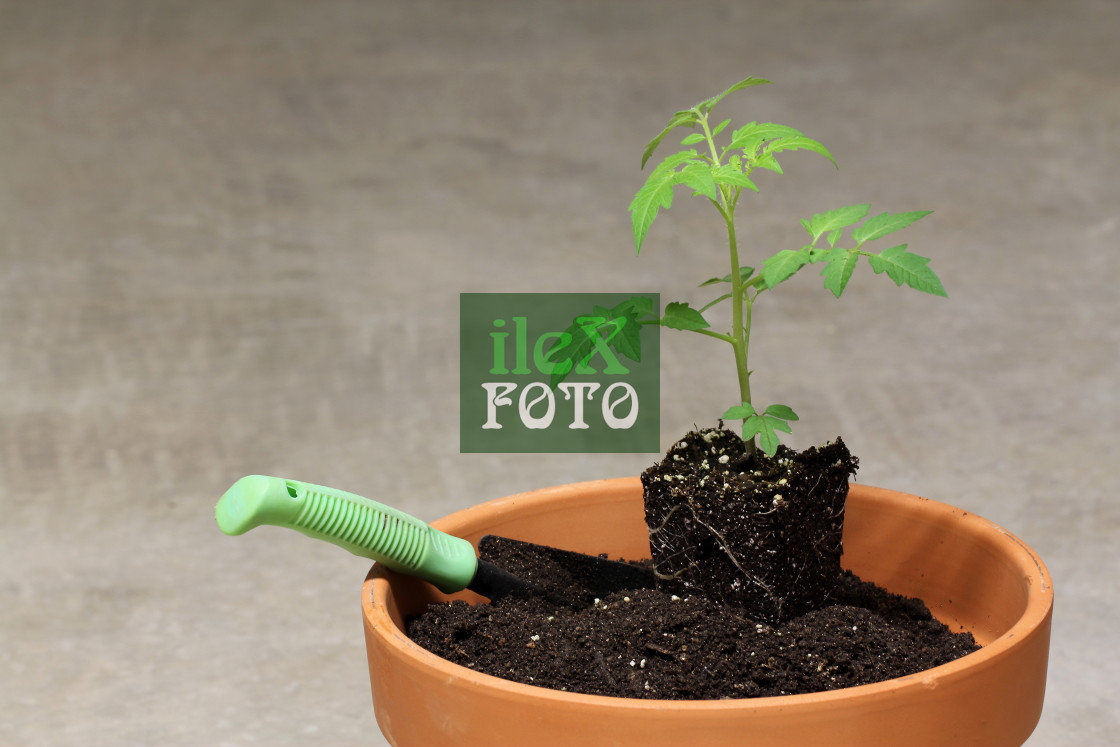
[215,475,654,607]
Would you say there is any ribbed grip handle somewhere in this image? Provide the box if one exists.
[215,475,477,593]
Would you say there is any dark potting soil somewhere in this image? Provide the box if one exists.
[407,568,979,700]
[408,428,978,700]
[642,429,857,624]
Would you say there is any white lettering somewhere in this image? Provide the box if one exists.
[518,382,555,429]
[602,382,639,429]
[481,382,517,429]
[558,382,600,430]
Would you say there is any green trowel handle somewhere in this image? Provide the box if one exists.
[215,475,478,594]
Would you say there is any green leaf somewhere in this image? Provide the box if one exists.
[640,110,700,169]
[745,416,781,455]
[768,417,794,434]
[548,300,656,389]
[801,204,871,244]
[807,246,831,262]
[726,122,834,178]
[711,118,731,137]
[711,163,759,191]
[867,245,948,297]
[629,184,672,253]
[761,249,810,289]
[680,132,706,145]
[818,248,860,298]
[548,319,594,390]
[611,317,642,363]
[611,295,655,319]
[722,402,756,420]
[722,402,797,455]
[727,122,804,153]
[764,135,836,167]
[695,76,771,115]
[647,149,701,178]
[852,210,932,245]
[678,162,719,201]
[763,404,799,422]
[752,151,784,174]
[660,301,710,330]
[608,296,656,362]
[699,266,755,287]
[629,150,701,251]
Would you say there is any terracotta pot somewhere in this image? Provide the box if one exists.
[362,478,1052,747]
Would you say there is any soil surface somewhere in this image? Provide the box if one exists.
[408,429,978,699]
[407,567,979,700]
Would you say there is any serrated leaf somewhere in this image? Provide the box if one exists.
[761,249,810,288]
[764,135,836,167]
[647,149,701,179]
[549,304,649,389]
[680,132,706,145]
[711,163,759,191]
[818,248,860,298]
[678,162,719,201]
[611,316,642,363]
[696,76,771,114]
[629,183,672,252]
[629,150,701,251]
[608,295,657,363]
[640,110,700,169]
[752,151,784,174]
[611,295,655,319]
[660,301,710,330]
[727,122,805,153]
[808,246,832,262]
[802,204,871,244]
[548,319,594,389]
[851,210,932,245]
[867,244,948,297]
[699,266,755,287]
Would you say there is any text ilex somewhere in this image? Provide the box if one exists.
[482,316,639,430]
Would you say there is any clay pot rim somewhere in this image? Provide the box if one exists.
[364,477,1053,711]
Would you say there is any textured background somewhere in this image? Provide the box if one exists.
[1,1,1116,744]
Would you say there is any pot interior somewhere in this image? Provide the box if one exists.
[382,480,1043,647]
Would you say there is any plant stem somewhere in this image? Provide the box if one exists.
[698,112,722,165]
[703,108,756,452]
[725,211,753,411]
[694,327,736,344]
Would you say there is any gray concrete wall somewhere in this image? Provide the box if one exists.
[2,2,1116,744]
